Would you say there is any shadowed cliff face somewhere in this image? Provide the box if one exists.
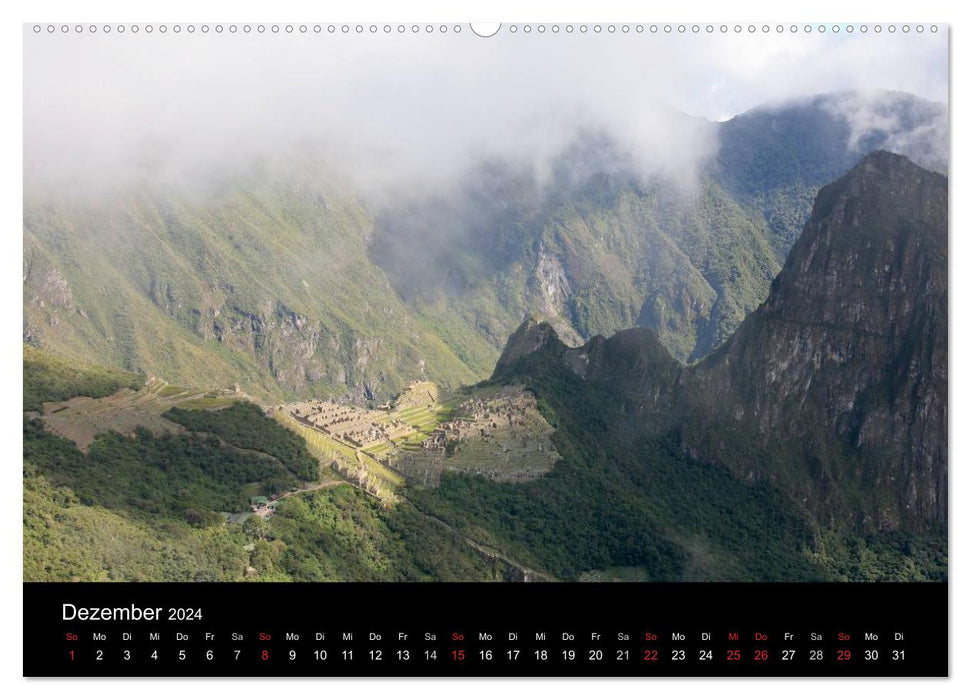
[692,151,947,525]
[494,151,947,531]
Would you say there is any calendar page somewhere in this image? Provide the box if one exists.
[22,20,948,678]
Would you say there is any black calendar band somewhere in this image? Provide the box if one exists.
[24,582,947,677]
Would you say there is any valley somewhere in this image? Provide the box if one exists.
[22,92,949,585]
[24,92,947,404]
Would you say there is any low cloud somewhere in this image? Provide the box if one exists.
[23,27,948,204]
[821,90,949,170]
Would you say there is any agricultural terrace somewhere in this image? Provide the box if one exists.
[274,381,459,502]
[391,384,561,486]
[40,378,241,451]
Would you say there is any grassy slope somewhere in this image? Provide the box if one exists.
[24,175,483,403]
[25,162,782,405]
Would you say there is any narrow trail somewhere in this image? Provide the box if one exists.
[228,480,342,523]
[270,480,343,503]
[270,400,554,581]
[193,432,287,465]
[276,455,553,581]
[337,459,553,580]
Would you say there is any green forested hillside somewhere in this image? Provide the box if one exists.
[25,92,947,399]
[23,320,946,583]
[22,92,948,585]
[411,352,822,582]
[23,350,496,582]
[24,469,250,582]
[430,152,947,583]
[375,164,778,364]
[372,92,946,366]
[713,91,948,254]
[165,403,320,481]
[24,170,484,403]
[24,456,495,582]
[408,337,945,582]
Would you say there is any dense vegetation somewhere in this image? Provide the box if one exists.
[259,488,496,582]
[413,359,821,582]
[23,415,495,582]
[373,153,778,364]
[24,418,299,522]
[23,334,946,583]
[24,467,251,582]
[23,350,495,582]
[22,99,949,585]
[23,344,143,412]
[808,527,947,582]
[409,345,947,582]
[24,440,495,582]
[165,403,320,481]
[714,92,947,255]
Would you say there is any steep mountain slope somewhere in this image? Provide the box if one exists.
[22,151,947,583]
[24,170,483,402]
[373,148,778,363]
[24,91,947,400]
[492,152,947,534]
[374,91,947,363]
[714,91,948,255]
[22,347,499,582]
[690,150,947,527]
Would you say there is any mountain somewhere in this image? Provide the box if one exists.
[23,344,504,583]
[23,91,947,402]
[24,167,485,402]
[691,150,947,526]
[376,91,947,364]
[492,151,947,533]
[714,91,947,252]
[372,142,779,364]
[22,151,947,583]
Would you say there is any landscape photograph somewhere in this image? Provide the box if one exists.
[23,25,948,583]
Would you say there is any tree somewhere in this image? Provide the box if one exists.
[243,515,270,541]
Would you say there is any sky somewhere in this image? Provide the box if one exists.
[23,24,949,200]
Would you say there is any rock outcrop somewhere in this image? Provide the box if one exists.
[494,152,947,530]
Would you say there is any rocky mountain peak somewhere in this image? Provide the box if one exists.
[492,151,947,529]
[695,151,947,525]
[492,317,565,377]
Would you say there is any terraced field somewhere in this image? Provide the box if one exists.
[40,378,242,450]
[273,411,404,504]
[43,371,559,506]
[276,380,456,500]
[392,403,442,433]
[391,385,561,486]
